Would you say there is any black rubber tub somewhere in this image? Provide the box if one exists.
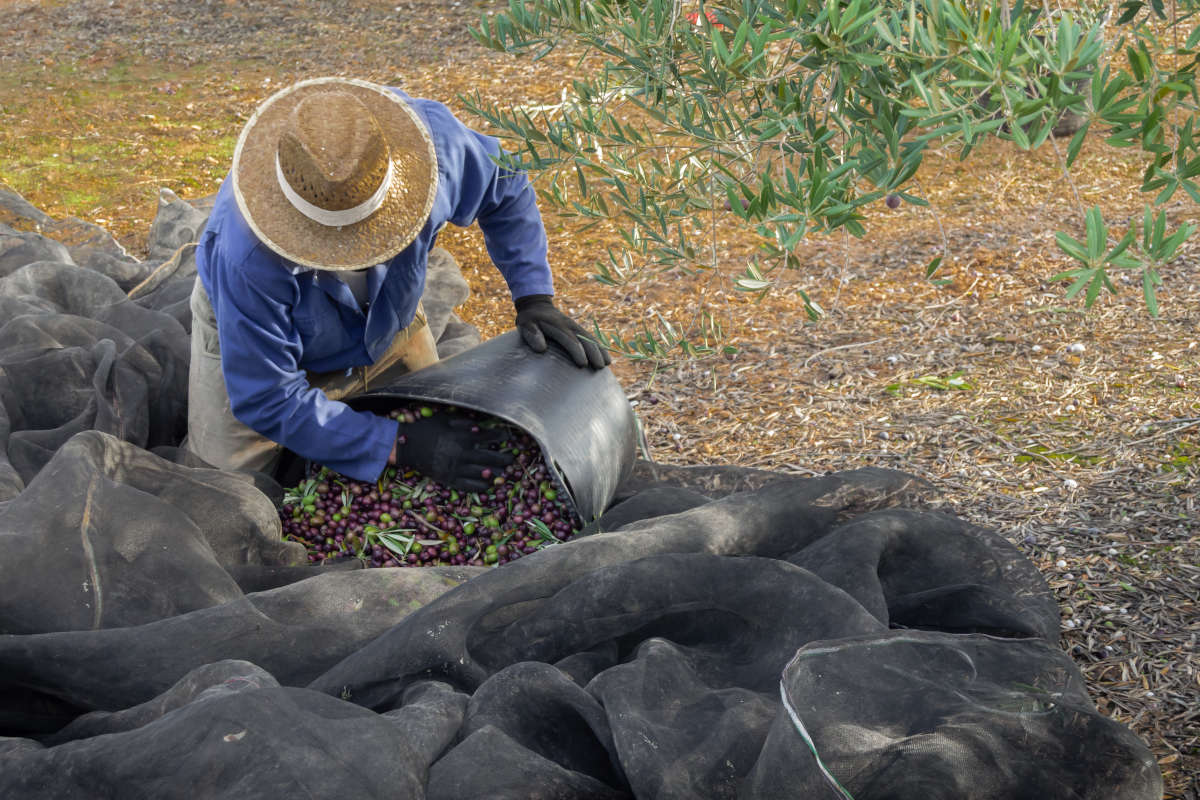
[343,331,637,524]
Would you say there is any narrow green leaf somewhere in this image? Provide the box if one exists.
[1029,118,1055,150]
[1064,270,1094,299]
[1050,266,1085,283]
[873,17,901,49]
[1010,118,1032,150]
[1187,23,1200,49]
[575,162,588,196]
[1085,207,1107,259]
[1065,123,1090,168]
[1116,1,1143,25]
[798,289,823,320]
[730,18,750,56]
[841,5,881,38]
[711,23,731,65]
[1153,176,1179,205]
[1126,46,1145,81]
[1181,179,1200,204]
[896,191,928,207]
[1142,269,1160,316]
[1055,231,1090,263]
[1142,204,1159,251]
[1105,228,1137,263]
[1084,269,1106,306]
[1158,222,1196,260]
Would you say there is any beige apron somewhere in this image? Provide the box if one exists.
[186,278,439,474]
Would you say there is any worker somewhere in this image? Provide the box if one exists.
[187,77,609,492]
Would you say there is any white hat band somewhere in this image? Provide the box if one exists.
[275,154,394,228]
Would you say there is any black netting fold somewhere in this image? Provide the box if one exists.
[0,189,1162,798]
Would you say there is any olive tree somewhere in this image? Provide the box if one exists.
[468,0,1197,357]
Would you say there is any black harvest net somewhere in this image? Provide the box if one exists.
[0,188,1162,798]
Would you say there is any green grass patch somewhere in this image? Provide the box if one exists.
[1,54,269,249]
[1159,441,1198,474]
[1015,445,1105,465]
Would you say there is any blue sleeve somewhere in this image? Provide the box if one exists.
[213,249,399,482]
[419,100,555,301]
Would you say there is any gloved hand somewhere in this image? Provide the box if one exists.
[388,412,514,493]
[515,294,611,370]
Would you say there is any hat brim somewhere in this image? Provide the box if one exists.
[232,77,438,271]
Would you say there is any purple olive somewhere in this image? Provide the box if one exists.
[279,401,583,569]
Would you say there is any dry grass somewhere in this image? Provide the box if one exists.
[1,0,1196,795]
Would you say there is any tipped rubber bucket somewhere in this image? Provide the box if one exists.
[347,331,636,523]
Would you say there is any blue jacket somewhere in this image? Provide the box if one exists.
[195,90,554,482]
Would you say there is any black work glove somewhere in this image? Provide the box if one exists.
[390,412,514,493]
[515,294,611,370]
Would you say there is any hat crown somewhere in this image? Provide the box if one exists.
[232,77,439,269]
[276,92,391,212]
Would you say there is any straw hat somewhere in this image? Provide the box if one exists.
[232,77,438,271]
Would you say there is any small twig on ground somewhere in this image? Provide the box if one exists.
[922,276,981,311]
[957,417,1064,468]
[803,338,887,368]
[1126,419,1200,446]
